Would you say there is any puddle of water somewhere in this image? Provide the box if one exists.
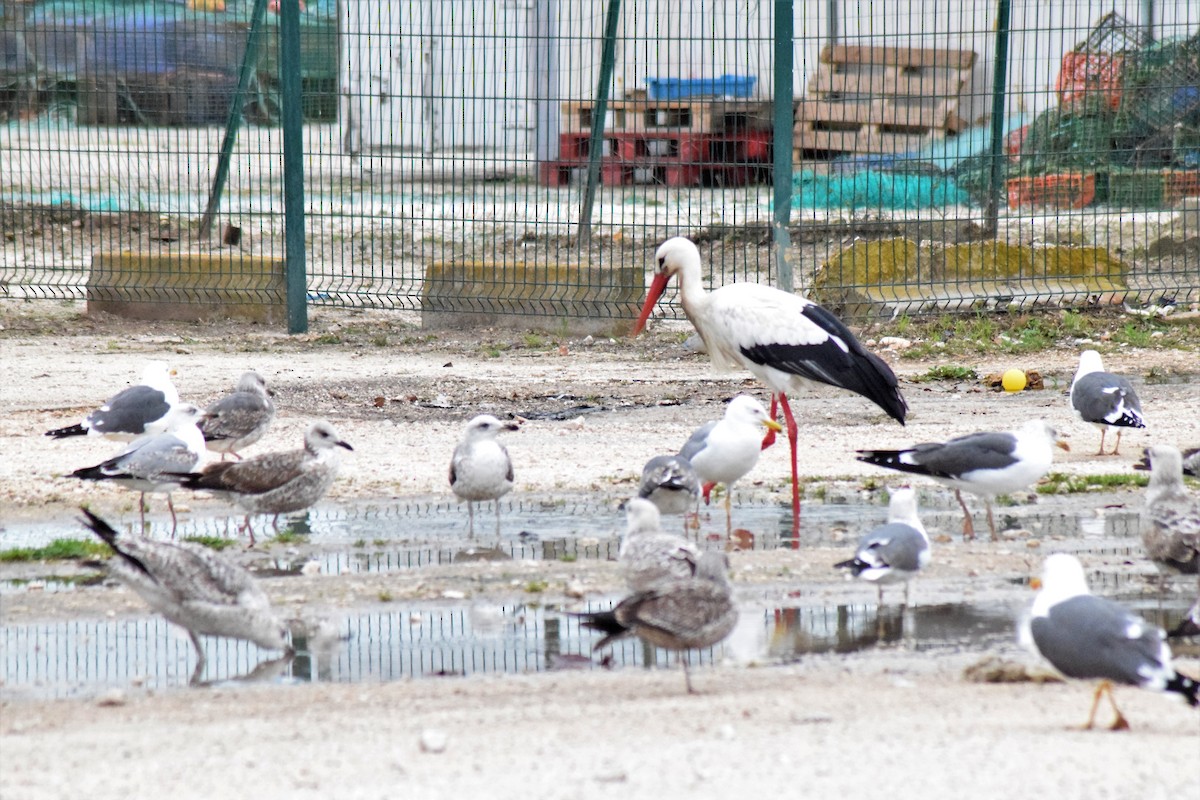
[0,496,1147,592]
[4,596,1190,701]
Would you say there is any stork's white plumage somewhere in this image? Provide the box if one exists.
[633,237,908,539]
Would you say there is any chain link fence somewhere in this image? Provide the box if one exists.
[1,1,1197,330]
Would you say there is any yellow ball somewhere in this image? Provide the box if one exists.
[1002,369,1027,392]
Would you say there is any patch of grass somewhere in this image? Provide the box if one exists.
[268,530,310,545]
[372,538,388,546]
[370,335,389,347]
[1036,472,1149,495]
[180,535,236,551]
[913,364,978,383]
[378,590,394,603]
[352,538,367,548]
[482,341,512,358]
[522,332,547,348]
[524,579,549,593]
[0,538,112,563]
[311,333,343,345]
[559,554,577,563]
[6,572,107,588]
[879,310,1200,361]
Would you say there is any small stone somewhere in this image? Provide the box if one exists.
[96,689,127,707]
[879,336,912,350]
[419,729,448,753]
[564,579,586,599]
[441,589,466,600]
[1025,538,1041,549]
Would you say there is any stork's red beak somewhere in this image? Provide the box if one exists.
[632,273,671,336]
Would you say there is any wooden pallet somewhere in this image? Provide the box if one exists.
[561,99,771,134]
[794,43,976,160]
[539,160,763,188]
[558,130,771,163]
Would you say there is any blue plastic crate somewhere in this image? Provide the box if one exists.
[645,74,757,100]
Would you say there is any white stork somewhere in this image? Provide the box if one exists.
[632,237,908,539]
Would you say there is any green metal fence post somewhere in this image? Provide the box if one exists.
[577,0,621,243]
[774,0,795,292]
[985,0,1011,235]
[199,0,270,239]
[279,0,307,334]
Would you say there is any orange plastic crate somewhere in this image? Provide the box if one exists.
[1164,171,1200,204]
[1007,173,1096,209]
[1056,53,1124,111]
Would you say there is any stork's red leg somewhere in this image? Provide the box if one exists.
[761,393,780,450]
[776,393,801,544]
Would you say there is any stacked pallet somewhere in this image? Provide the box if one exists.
[540,98,772,187]
[794,44,976,161]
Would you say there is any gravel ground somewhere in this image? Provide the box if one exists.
[1,301,1198,800]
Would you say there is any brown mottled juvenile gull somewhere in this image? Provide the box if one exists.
[81,507,291,684]
[637,454,701,529]
[1070,350,1146,456]
[618,498,701,593]
[46,360,178,441]
[572,551,738,693]
[449,415,519,541]
[834,487,930,607]
[178,421,353,544]
[1019,554,1198,730]
[857,419,1069,541]
[1139,445,1200,584]
[198,371,276,460]
[679,395,782,536]
[69,403,206,534]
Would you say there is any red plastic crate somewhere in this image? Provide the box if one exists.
[1007,173,1097,209]
[1164,171,1200,204]
[1056,53,1124,111]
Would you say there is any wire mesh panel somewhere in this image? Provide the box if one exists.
[1,1,1198,324]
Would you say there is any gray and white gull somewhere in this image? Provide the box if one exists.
[857,419,1069,540]
[449,414,519,541]
[1070,349,1145,456]
[179,421,352,544]
[47,360,178,441]
[1138,445,1200,584]
[1019,553,1198,730]
[834,487,930,607]
[618,497,702,592]
[69,403,206,534]
[679,394,782,536]
[637,453,701,526]
[81,507,291,684]
[199,370,276,460]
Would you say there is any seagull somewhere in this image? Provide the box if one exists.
[46,361,178,441]
[1139,445,1200,584]
[856,419,1069,540]
[198,371,276,460]
[637,454,701,526]
[177,421,353,544]
[1185,448,1200,478]
[618,497,702,592]
[571,551,738,694]
[80,507,291,684]
[1070,350,1146,456]
[69,404,206,534]
[678,395,783,536]
[834,487,930,607]
[449,415,520,541]
[1169,595,1200,639]
[632,236,907,540]
[1019,553,1198,730]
